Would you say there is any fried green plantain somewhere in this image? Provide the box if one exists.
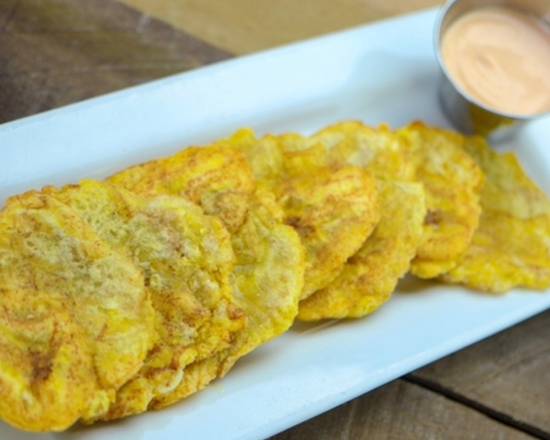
[235,129,379,299]
[110,140,305,407]
[0,191,156,430]
[299,180,426,320]
[44,181,243,420]
[442,136,550,292]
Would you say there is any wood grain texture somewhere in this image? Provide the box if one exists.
[0,0,230,123]
[272,380,532,440]
[413,310,550,435]
[118,0,443,54]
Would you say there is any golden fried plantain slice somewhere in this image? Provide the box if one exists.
[396,123,484,278]
[110,140,305,405]
[44,180,243,420]
[442,137,550,292]
[0,191,156,430]
[299,180,426,320]
[235,129,379,298]
[312,121,484,279]
[151,187,306,408]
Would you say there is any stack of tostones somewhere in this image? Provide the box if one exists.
[1,119,549,434]
[293,122,426,319]
[299,179,426,320]
[231,128,380,299]
[109,137,306,410]
[44,181,244,420]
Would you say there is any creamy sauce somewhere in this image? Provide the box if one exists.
[442,6,550,116]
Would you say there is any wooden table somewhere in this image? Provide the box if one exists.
[1,1,549,438]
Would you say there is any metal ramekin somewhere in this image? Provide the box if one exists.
[435,0,550,142]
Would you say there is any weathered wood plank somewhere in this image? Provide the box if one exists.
[0,1,19,30]
[0,0,230,123]
[413,310,550,434]
[272,380,532,440]
[119,0,443,54]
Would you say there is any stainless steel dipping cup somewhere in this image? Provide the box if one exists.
[435,0,550,142]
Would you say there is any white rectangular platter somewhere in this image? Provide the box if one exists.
[1,7,550,440]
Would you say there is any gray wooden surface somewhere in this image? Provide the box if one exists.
[0,0,228,123]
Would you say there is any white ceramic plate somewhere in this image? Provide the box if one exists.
[1,7,550,440]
